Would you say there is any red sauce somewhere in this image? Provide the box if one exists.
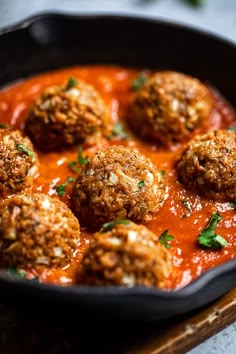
[0,66,235,290]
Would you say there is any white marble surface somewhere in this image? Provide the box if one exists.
[0,1,235,353]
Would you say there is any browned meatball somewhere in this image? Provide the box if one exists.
[25,79,110,151]
[130,71,213,147]
[176,130,236,201]
[81,221,171,288]
[0,127,38,196]
[73,145,165,228]
[0,193,80,268]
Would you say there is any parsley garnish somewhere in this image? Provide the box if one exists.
[111,122,128,140]
[68,146,88,173]
[78,146,89,165]
[101,220,130,232]
[66,76,78,89]
[16,144,35,161]
[160,170,165,176]
[55,176,76,196]
[159,230,174,249]
[131,73,148,91]
[181,200,192,218]
[0,123,10,129]
[69,161,80,173]
[198,212,227,249]
[6,267,26,278]
[229,198,236,210]
[138,180,145,188]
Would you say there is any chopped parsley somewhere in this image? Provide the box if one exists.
[131,73,148,91]
[111,122,128,140]
[197,212,227,249]
[66,76,78,89]
[55,176,76,196]
[0,123,10,129]
[160,170,165,176]
[159,230,174,249]
[181,200,192,218]
[16,144,35,161]
[229,198,236,210]
[138,180,145,188]
[6,267,26,278]
[101,220,130,232]
[68,146,88,173]
[78,146,89,165]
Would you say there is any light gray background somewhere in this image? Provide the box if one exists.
[0,1,235,353]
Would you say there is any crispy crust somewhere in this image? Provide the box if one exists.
[0,128,38,197]
[0,193,80,267]
[130,71,213,147]
[25,80,110,151]
[176,130,236,201]
[73,145,166,228]
[81,221,171,288]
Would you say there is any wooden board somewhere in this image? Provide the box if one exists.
[0,288,235,354]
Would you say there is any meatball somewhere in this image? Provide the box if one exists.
[176,130,236,201]
[25,79,109,151]
[0,193,80,268]
[73,145,165,227]
[0,127,38,196]
[81,221,171,287]
[130,71,213,147]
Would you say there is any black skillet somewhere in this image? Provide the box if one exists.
[0,13,235,322]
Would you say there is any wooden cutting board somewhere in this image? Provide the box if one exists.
[0,288,235,354]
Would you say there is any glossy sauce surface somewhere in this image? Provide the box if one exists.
[0,66,235,289]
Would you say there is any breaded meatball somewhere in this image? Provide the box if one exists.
[0,193,80,268]
[176,130,236,201]
[81,221,171,288]
[73,145,165,227]
[0,127,38,196]
[130,71,213,147]
[25,79,109,151]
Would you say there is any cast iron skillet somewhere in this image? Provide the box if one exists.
[0,13,235,322]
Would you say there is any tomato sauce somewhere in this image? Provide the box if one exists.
[0,66,235,290]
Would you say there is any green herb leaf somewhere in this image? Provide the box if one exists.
[78,146,89,166]
[0,123,10,129]
[159,230,174,249]
[181,200,192,218]
[6,267,26,278]
[160,170,165,176]
[101,220,130,232]
[111,122,128,140]
[131,73,148,91]
[66,76,78,89]
[185,0,204,6]
[55,176,76,196]
[138,180,145,188]
[16,144,35,161]
[198,212,227,249]
[229,198,236,210]
[68,161,80,173]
